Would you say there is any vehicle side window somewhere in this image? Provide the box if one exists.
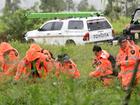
[87,19,111,31]
[53,22,63,30]
[68,20,83,29]
[40,22,54,31]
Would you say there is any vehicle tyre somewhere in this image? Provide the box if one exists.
[28,39,35,43]
[93,42,98,45]
[108,40,113,45]
[66,40,76,45]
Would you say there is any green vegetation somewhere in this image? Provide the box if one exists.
[0,0,139,104]
[1,0,136,41]
[0,42,140,105]
[111,17,131,35]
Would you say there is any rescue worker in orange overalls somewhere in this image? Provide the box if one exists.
[126,35,140,55]
[89,45,113,86]
[14,44,53,81]
[116,36,140,89]
[0,42,19,76]
[55,54,80,79]
[92,45,117,76]
[41,49,56,76]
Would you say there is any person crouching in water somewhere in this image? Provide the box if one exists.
[89,45,113,86]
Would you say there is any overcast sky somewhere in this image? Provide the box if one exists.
[0,0,106,11]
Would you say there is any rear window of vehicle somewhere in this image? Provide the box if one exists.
[68,20,84,29]
[87,19,111,31]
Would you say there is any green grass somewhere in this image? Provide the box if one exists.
[0,41,140,105]
[111,17,131,35]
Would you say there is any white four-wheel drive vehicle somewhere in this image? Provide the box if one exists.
[25,15,114,45]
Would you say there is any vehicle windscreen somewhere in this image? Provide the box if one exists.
[133,10,140,22]
[87,19,111,31]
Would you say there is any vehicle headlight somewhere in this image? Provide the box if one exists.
[135,33,139,39]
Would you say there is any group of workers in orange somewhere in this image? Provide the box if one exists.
[89,35,140,89]
[0,42,80,81]
[0,35,140,90]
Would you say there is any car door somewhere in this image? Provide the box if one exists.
[49,21,64,45]
[37,21,64,45]
[65,20,86,44]
[37,22,54,44]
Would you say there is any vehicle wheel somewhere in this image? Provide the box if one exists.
[93,42,98,45]
[66,40,76,45]
[108,40,113,45]
[28,39,35,43]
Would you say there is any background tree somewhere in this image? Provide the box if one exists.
[39,0,66,12]
[4,0,20,13]
[88,5,96,11]
[64,0,75,11]
[104,0,121,20]
[1,9,38,41]
[30,2,40,12]
[104,0,139,18]
[3,0,12,14]
[77,0,89,11]
[11,0,21,12]
[125,0,139,16]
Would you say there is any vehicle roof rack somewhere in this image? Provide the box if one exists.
[25,12,103,19]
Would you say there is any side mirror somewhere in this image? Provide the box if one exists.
[38,28,42,31]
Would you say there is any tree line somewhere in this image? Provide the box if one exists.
[0,0,139,41]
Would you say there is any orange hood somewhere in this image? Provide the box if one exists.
[29,44,42,52]
[25,49,41,62]
[0,42,18,55]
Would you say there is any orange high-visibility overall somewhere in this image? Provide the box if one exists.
[55,59,80,79]
[117,44,140,88]
[89,58,113,86]
[14,48,51,80]
[0,42,19,76]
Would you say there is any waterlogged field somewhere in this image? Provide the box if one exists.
[0,41,140,105]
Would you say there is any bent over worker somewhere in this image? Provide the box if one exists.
[0,42,19,76]
[89,45,113,86]
[55,54,80,79]
[92,45,117,76]
[14,44,53,81]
